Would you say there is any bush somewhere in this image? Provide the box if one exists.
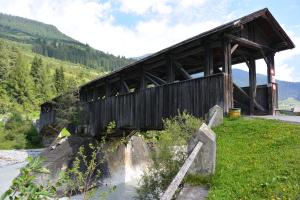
[58,139,116,200]
[136,112,202,200]
[0,111,42,149]
[25,125,42,147]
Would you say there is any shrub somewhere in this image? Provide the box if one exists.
[0,111,42,149]
[25,125,42,147]
[136,112,202,200]
[58,139,116,200]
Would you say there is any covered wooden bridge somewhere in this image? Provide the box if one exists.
[40,8,294,135]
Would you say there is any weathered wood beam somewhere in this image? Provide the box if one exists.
[204,43,214,76]
[139,66,146,90]
[266,53,276,115]
[166,55,175,83]
[222,37,232,74]
[249,57,256,115]
[173,41,221,60]
[119,74,130,94]
[105,80,112,97]
[225,34,272,51]
[233,82,265,112]
[259,49,269,66]
[145,74,160,86]
[235,48,252,56]
[242,55,250,68]
[122,81,130,93]
[174,46,204,60]
[145,71,167,84]
[143,60,167,71]
[266,53,275,83]
[231,44,239,54]
[174,61,192,80]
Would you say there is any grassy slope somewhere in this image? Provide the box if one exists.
[278,98,300,110]
[0,13,134,71]
[209,118,300,199]
[1,38,102,81]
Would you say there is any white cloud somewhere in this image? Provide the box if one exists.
[117,0,173,15]
[0,0,299,82]
[179,0,207,8]
[0,0,227,57]
[275,64,295,81]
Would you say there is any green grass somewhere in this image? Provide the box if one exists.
[207,117,300,199]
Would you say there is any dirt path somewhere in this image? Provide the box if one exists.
[253,115,300,124]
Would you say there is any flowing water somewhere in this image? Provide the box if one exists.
[72,135,151,200]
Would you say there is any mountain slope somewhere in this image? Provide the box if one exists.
[0,13,134,71]
[0,37,102,116]
[232,69,300,101]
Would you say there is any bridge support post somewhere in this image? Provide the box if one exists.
[266,53,277,115]
[222,37,233,113]
[249,57,256,115]
[222,37,232,75]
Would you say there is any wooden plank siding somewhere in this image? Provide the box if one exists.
[39,110,56,130]
[40,73,228,135]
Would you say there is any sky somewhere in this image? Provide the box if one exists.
[0,0,300,82]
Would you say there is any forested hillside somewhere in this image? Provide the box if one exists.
[0,13,134,71]
[0,38,101,116]
[0,35,106,148]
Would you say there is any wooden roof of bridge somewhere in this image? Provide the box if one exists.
[80,8,294,90]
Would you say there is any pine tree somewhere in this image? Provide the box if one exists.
[0,41,9,83]
[54,66,66,94]
[30,56,42,84]
[30,56,53,101]
[6,53,34,108]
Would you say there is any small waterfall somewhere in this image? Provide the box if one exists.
[104,135,151,184]
[99,135,152,199]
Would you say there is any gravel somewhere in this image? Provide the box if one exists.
[0,149,43,167]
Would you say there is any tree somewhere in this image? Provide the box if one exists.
[6,53,34,108]
[54,66,66,94]
[0,41,9,83]
[30,56,53,101]
[30,56,43,84]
